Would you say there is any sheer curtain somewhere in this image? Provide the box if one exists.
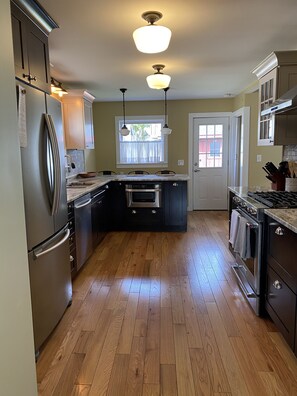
[119,141,164,164]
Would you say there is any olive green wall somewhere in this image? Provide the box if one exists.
[93,98,234,174]
[92,88,283,188]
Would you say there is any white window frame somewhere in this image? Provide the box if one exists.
[115,115,168,168]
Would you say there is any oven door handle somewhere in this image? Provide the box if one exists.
[125,188,161,193]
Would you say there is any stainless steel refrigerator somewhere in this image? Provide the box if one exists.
[18,83,72,355]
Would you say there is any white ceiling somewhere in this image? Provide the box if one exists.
[39,0,297,102]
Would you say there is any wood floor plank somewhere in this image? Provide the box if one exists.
[229,336,271,396]
[142,383,160,395]
[124,336,146,396]
[206,302,250,396]
[160,364,178,396]
[189,348,212,395]
[53,353,85,396]
[173,324,196,396]
[106,354,130,396]
[117,292,139,354]
[196,314,231,393]
[144,295,160,384]
[70,384,90,396]
[88,302,126,396]
[179,276,203,348]
[219,279,275,372]
[76,309,113,385]
[160,307,175,364]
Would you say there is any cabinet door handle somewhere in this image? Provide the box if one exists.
[173,182,178,187]
[23,73,37,82]
[273,280,282,290]
[275,227,284,236]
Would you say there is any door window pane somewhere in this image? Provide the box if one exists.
[198,124,223,168]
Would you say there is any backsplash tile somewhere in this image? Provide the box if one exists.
[65,149,85,178]
[283,145,297,161]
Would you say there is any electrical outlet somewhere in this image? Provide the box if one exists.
[177,159,184,166]
[256,154,262,163]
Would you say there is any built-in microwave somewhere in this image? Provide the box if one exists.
[125,183,162,208]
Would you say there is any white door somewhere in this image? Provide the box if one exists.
[193,117,229,210]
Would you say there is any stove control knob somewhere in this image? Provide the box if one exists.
[241,202,247,209]
[233,196,240,204]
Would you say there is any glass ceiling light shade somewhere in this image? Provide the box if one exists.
[133,11,172,54]
[161,87,172,135]
[146,64,171,90]
[119,88,130,136]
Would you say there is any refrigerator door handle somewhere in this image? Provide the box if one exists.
[44,114,61,216]
[34,228,70,259]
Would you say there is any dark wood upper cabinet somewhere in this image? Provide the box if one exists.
[10,1,58,93]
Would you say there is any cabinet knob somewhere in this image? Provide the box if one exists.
[273,280,282,290]
[275,227,284,236]
[132,210,137,214]
[173,182,178,187]
[105,185,109,189]
[70,255,74,262]
[152,210,156,214]
[23,73,37,82]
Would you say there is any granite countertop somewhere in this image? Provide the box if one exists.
[264,209,297,233]
[66,174,190,203]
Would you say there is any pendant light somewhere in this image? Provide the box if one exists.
[146,64,171,90]
[119,88,130,136]
[133,11,172,54]
[162,87,172,135]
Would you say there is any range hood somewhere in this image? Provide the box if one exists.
[261,84,297,116]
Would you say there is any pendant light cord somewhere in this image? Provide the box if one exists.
[120,88,127,126]
[164,87,169,126]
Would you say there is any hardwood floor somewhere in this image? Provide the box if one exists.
[36,211,297,395]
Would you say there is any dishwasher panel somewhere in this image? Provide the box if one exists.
[74,193,93,271]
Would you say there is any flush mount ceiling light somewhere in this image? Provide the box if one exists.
[162,87,172,135]
[119,88,130,136]
[133,11,172,54]
[51,77,68,97]
[146,64,171,90]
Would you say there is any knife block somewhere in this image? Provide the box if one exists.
[271,175,285,191]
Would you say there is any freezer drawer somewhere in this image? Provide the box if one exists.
[28,226,72,354]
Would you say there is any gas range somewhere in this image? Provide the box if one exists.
[248,191,297,209]
[231,189,297,222]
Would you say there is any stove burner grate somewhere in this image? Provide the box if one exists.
[248,191,297,208]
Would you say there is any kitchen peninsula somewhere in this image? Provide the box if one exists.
[67,174,189,277]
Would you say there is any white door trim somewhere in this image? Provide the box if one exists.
[229,107,250,187]
[188,112,232,211]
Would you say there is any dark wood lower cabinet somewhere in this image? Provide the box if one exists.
[265,216,297,355]
[163,181,187,231]
[125,208,163,230]
[91,185,109,248]
[266,265,296,348]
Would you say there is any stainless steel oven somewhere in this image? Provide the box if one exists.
[125,183,162,208]
[229,195,264,315]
